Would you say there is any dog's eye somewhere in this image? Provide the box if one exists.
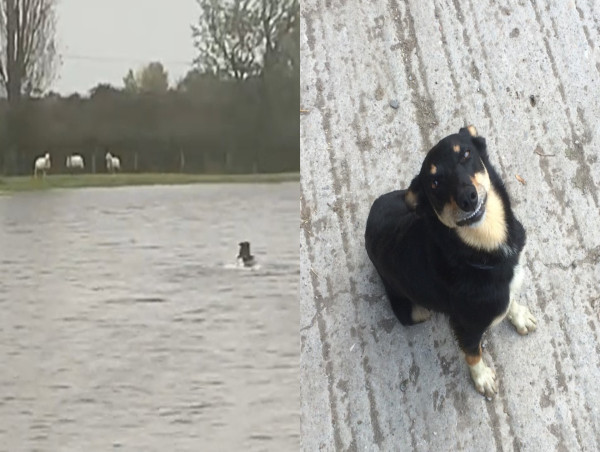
[462,149,471,161]
[431,179,439,189]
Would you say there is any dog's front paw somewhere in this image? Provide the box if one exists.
[411,304,432,323]
[469,361,497,398]
[507,302,537,335]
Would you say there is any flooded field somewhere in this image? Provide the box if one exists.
[0,182,299,451]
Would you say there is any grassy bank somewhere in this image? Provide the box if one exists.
[0,172,300,193]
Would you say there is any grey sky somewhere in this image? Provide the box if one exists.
[54,0,198,95]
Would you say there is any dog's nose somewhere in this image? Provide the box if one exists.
[457,186,478,212]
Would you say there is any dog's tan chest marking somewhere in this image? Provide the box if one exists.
[456,187,507,251]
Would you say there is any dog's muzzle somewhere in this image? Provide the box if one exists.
[456,191,487,226]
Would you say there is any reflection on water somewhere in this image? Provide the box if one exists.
[0,183,299,451]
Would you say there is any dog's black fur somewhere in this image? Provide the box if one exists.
[238,241,256,267]
[365,126,530,396]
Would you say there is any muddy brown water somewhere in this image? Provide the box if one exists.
[0,183,299,451]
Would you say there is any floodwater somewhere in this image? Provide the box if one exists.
[0,182,299,452]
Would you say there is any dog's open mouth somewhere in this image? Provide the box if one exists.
[456,194,487,227]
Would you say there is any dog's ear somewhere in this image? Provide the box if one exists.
[472,135,487,157]
[405,175,423,212]
[458,125,477,137]
[459,125,487,157]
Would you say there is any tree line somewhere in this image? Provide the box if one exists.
[0,0,299,176]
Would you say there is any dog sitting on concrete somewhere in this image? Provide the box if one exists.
[365,125,537,398]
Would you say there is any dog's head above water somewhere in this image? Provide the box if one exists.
[238,241,251,258]
[406,125,495,229]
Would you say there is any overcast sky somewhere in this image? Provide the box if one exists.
[54,0,198,95]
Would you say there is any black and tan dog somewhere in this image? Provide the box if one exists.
[365,126,537,398]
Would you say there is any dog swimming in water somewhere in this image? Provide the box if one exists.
[237,241,257,268]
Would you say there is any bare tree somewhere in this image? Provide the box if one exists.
[192,0,298,80]
[258,0,298,73]
[0,0,59,101]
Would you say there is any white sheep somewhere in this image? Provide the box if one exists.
[105,152,121,173]
[111,156,121,171]
[66,154,85,171]
[33,153,51,178]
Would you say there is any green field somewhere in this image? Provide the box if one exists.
[0,172,300,194]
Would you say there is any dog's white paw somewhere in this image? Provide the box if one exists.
[507,302,537,335]
[411,304,432,323]
[469,360,497,398]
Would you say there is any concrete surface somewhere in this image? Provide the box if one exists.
[300,1,600,450]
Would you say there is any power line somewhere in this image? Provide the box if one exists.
[61,53,194,67]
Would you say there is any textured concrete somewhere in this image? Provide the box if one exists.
[300,1,600,450]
